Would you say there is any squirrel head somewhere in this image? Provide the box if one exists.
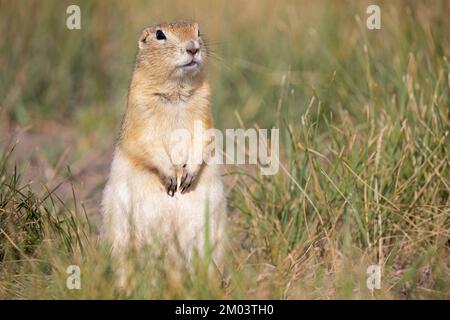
[136,20,207,84]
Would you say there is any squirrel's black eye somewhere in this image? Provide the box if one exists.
[156,30,166,40]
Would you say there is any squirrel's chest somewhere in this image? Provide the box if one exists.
[138,105,194,147]
[159,106,193,133]
[157,99,198,128]
[128,97,205,150]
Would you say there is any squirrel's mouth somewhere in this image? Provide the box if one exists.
[179,60,199,68]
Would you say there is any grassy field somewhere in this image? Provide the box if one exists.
[0,0,449,299]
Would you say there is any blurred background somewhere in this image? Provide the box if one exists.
[0,0,449,299]
[1,0,448,206]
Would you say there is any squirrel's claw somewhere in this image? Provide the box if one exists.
[179,170,196,194]
[163,176,177,196]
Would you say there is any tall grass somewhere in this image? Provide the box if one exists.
[0,0,449,299]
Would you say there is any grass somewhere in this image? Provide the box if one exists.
[0,0,449,299]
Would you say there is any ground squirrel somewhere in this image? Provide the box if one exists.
[101,20,226,284]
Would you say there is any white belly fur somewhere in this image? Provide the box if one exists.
[101,148,226,264]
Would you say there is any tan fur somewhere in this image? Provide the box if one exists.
[101,20,226,286]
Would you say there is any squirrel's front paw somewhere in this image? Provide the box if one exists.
[161,174,177,197]
[179,164,200,194]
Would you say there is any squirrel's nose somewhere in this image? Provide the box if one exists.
[186,40,199,56]
[187,47,199,55]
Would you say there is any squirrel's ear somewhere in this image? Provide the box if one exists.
[138,28,151,49]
